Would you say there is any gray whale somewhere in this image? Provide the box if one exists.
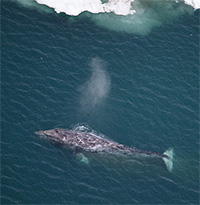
[35,128,174,172]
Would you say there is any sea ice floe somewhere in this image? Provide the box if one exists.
[35,0,199,16]
[35,0,136,16]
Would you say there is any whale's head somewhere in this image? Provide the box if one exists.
[35,128,69,143]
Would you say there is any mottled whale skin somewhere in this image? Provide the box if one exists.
[35,128,174,172]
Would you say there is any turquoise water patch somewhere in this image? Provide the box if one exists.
[14,0,54,13]
[87,0,194,35]
[15,0,194,35]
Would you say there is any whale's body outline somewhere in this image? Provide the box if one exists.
[35,128,174,172]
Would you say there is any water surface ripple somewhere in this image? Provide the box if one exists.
[1,1,199,204]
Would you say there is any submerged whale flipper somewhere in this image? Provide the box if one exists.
[163,148,174,172]
[76,153,90,165]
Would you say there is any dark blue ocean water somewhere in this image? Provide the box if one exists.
[1,1,199,204]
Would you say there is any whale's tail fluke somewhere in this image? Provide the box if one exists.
[163,148,174,172]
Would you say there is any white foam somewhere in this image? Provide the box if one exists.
[35,0,136,16]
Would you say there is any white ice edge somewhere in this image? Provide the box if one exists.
[35,0,199,17]
[35,0,136,16]
[183,0,200,10]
